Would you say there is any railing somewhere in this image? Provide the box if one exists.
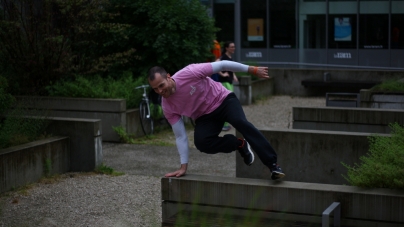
[322,202,341,227]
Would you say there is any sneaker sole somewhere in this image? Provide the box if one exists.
[271,172,285,180]
[245,142,254,166]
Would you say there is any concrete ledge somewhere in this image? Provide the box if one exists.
[234,77,274,105]
[360,89,404,109]
[269,69,403,96]
[0,136,70,193]
[236,129,388,185]
[15,96,125,142]
[162,175,404,227]
[45,117,102,172]
[293,107,404,133]
[15,96,126,112]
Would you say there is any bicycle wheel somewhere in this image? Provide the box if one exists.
[139,101,154,135]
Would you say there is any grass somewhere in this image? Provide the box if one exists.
[94,163,124,176]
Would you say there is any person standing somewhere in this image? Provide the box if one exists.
[210,40,222,82]
[147,60,285,181]
[218,41,238,131]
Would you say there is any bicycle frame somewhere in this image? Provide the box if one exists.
[135,85,151,119]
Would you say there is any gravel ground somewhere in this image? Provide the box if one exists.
[0,95,325,227]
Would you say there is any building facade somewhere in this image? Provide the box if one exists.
[201,0,404,70]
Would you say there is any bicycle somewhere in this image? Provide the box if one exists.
[135,84,154,135]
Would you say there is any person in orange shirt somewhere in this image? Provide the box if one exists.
[210,40,221,82]
[212,40,221,61]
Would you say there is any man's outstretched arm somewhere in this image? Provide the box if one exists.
[211,60,269,79]
[165,117,189,177]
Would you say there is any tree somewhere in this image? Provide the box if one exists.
[107,0,218,75]
[0,0,135,95]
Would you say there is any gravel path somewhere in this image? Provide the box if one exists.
[0,95,325,227]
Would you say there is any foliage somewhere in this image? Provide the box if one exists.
[0,76,15,114]
[342,123,404,189]
[0,0,135,95]
[46,72,146,109]
[113,125,174,146]
[95,163,124,176]
[370,79,404,92]
[0,77,50,149]
[0,105,50,149]
[107,0,218,74]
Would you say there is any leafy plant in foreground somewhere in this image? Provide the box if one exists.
[342,123,404,189]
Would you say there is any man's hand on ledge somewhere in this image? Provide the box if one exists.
[165,163,188,178]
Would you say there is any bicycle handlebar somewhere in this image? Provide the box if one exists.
[135,84,150,89]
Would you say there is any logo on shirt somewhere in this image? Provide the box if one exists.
[190,85,196,95]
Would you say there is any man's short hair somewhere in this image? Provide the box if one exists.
[148,66,167,81]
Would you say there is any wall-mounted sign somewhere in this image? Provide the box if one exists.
[334,52,352,59]
[246,52,262,58]
[248,19,264,41]
[334,17,352,41]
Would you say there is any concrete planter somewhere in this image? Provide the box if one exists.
[234,76,274,105]
[360,89,404,109]
[162,175,404,227]
[15,96,145,142]
[0,136,70,193]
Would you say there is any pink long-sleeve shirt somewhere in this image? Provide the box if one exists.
[162,63,231,125]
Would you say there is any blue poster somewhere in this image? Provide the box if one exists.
[334,17,351,41]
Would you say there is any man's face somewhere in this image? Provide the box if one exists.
[148,73,175,98]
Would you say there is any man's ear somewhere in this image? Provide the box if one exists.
[167,73,171,79]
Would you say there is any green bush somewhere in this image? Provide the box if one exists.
[46,72,147,109]
[0,76,15,114]
[370,79,404,92]
[0,77,49,149]
[342,123,404,189]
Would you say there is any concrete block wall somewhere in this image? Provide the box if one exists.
[269,68,403,96]
[360,89,404,109]
[162,175,404,227]
[45,117,102,172]
[293,107,404,133]
[16,96,125,142]
[234,77,274,105]
[0,137,70,193]
[126,108,149,138]
[236,129,388,185]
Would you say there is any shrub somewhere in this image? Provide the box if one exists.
[46,72,146,109]
[342,123,404,189]
[0,76,15,114]
[370,79,404,92]
[0,77,49,148]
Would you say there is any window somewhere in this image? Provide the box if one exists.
[299,0,326,49]
[359,0,389,49]
[359,14,388,49]
[328,0,357,49]
[214,2,235,43]
[270,0,296,49]
[391,1,404,49]
[241,0,267,48]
